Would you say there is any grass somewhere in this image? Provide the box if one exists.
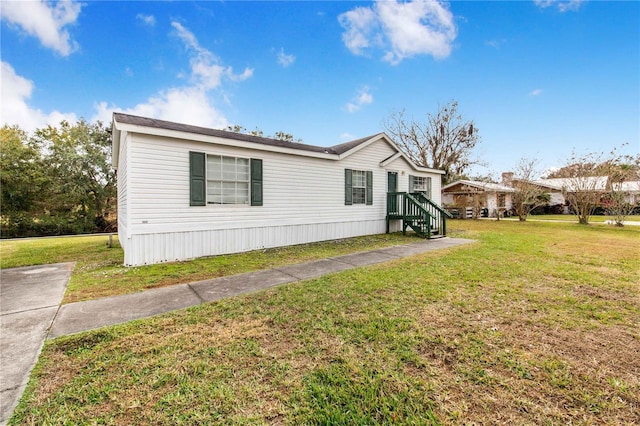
[507,214,640,223]
[10,220,640,424]
[0,232,416,304]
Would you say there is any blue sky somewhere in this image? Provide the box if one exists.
[1,0,638,176]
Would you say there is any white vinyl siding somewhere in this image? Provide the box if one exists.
[117,132,131,259]
[119,131,443,265]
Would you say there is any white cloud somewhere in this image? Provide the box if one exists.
[530,88,543,96]
[340,132,356,140]
[339,0,457,65]
[485,39,507,49]
[277,48,296,67]
[345,86,373,113]
[339,6,380,55]
[1,61,77,130]
[92,22,252,129]
[0,0,82,56]
[136,13,156,26]
[92,87,228,129]
[534,0,585,12]
[172,22,253,90]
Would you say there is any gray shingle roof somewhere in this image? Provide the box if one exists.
[113,113,381,156]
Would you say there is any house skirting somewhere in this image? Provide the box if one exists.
[123,219,402,266]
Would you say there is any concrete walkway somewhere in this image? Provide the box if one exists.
[0,262,74,426]
[1,237,474,424]
[49,237,473,338]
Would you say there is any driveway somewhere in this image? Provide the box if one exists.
[0,263,73,426]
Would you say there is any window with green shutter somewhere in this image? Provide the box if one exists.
[345,169,372,205]
[190,152,263,206]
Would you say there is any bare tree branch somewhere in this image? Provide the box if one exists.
[384,100,483,184]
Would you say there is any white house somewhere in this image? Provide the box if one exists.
[442,180,514,218]
[111,113,446,266]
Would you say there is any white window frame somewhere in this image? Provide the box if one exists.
[412,176,431,196]
[206,154,250,205]
[352,170,367,205]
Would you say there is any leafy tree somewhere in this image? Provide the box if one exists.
[1,120,116,237]
[32,119,116,230]
[0,125,45,217]
[510,158,551,222]
[384,100,482,184]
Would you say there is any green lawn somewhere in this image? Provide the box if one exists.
[506,214,640,223]
[0,233,417,304]
[10,221,640,424]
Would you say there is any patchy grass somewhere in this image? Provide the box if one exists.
[506,214,640,223]
[0,233,416,304]
[11,220,640,424]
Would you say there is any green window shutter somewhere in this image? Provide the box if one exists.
[345,169,353,205]
[427,176,432,199]
[366,171,373,205]
[250,158,263,206]
[189,151,206,206]
[409,175,415,193]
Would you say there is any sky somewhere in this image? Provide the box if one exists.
[1,0,638,177]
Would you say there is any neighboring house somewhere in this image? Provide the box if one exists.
[523,177,608,212]
[506,176,640,212]
[112,113,446,266]
[442,180,514,218]
[614,181,640,204]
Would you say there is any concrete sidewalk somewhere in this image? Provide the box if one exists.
[0,262,74,426]
[49,237,474,338]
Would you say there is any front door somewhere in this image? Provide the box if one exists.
[388,172,398,214]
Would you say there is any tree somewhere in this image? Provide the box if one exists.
[384,100,482,184]
[603,155,640,226]
[510,158,551,221]
[1,120,117,237]
[556,148,623,225]
[33,119,116,230]
[0,125,45,218]
[226,125,302,143]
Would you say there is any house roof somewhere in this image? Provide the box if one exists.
[442,180,514,193]
[112,112,374,156]
[613,180,640,192]
[111,112,444,174]
[532,176,609,192]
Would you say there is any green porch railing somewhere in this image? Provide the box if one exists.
[386,192,450,238]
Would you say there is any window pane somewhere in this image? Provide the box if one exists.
[208,181,222,204]
[207,155,222,180]
[353,187,366,204]
[352,170,365,187]
[222,156,236,180]
[237,182,249,204]
[237,158,249,182]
